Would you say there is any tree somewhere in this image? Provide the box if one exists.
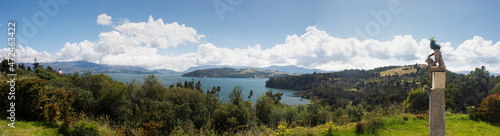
[195,81,202,90]
[404,86,429,113]
[248,90,253,99]
[142,75,166,100]
[475,93,500,122]
[256,95,274,124]
[20,63,25,70]
[1,59,8,72]
[33,58,40,69]
[265,90,284,104]
[47,66,54,71]
[229,86,243,105]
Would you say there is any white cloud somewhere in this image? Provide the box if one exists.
[0,19,499,73]
[196,26,500,73]
[0,15,205,71]
[54,15,204,71]
[197,26,426,71]
[114,15,205,48]
[0,45,54,63]
[97,13,112,25]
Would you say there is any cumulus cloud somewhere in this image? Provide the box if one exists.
[0,19,499,73]
[97,13,112,25]
[197,26,426,71]
[197,26,500,73]
[0,15,205,71]
[114,16,205,48]
[0,45,54,63]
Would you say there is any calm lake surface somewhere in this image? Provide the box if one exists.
[105,73,309,105]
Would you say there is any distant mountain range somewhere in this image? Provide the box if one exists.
[24,61,325,74]
[18,60,499,76]
[23,61,178,74]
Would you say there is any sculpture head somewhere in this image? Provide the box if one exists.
[430,38,441,50]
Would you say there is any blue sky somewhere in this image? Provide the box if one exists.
[2,0,500,72]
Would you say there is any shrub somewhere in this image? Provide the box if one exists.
[404,86,429,113]
[274,121,293,136]
[466,106,477,118]
[355,121,365,133]
[401,114,409,121]
[143,121,162,135]
[475,93,500,122]
[321,121,341,136]
[59,119,73,136]
[363,113,384,134]
[416,114,426,120]
[256,95,274,124]
[70,121,100,136]
[14,77,48,120]
[43,103,60,125]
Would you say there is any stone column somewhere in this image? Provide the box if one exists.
[429,72,446,136]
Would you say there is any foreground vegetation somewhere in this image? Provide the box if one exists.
[0,59,499,135]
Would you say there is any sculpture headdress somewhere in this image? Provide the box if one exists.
[430,38,441,50]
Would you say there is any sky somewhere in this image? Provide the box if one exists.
[1,0,500,72]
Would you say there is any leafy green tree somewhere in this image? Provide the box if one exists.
[475,93,500,122]
[33,58,40,69]
[256,95,274,124]
[212,103,239,132]
[404,86,429,113]
[1,59,9,72]
[248,90,253,99]
[265,90,284,104]
[142,75,166,100]
[229,86,243,106]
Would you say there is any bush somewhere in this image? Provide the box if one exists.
[256,95,274,124]
[70,121,100,136]
[274,121,293,136]
[355,121,365,133]
[143,121,162,135]
[475,93,500,122]
[362,110,385,134]
[321,121,341,136]
[404,86,429,113]
[43,103,60,125]
[466,106,477,118]
[401,114,409,121]
[416,114,426,120]
[10,77,48,120]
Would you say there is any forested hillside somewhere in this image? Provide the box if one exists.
[266,64,500,113]
[1,59,499,135]
[182,67,292,78]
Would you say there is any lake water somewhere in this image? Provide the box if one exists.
[105,73,309,105]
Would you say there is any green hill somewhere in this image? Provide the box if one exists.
[182,67,293,78]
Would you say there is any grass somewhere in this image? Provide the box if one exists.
[269,113,500,136]
[0,119,62,136]
[0,114,118,136]
[380,66,423,77]
[1,113,498,135]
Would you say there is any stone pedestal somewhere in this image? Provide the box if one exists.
[430,72,445,136]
